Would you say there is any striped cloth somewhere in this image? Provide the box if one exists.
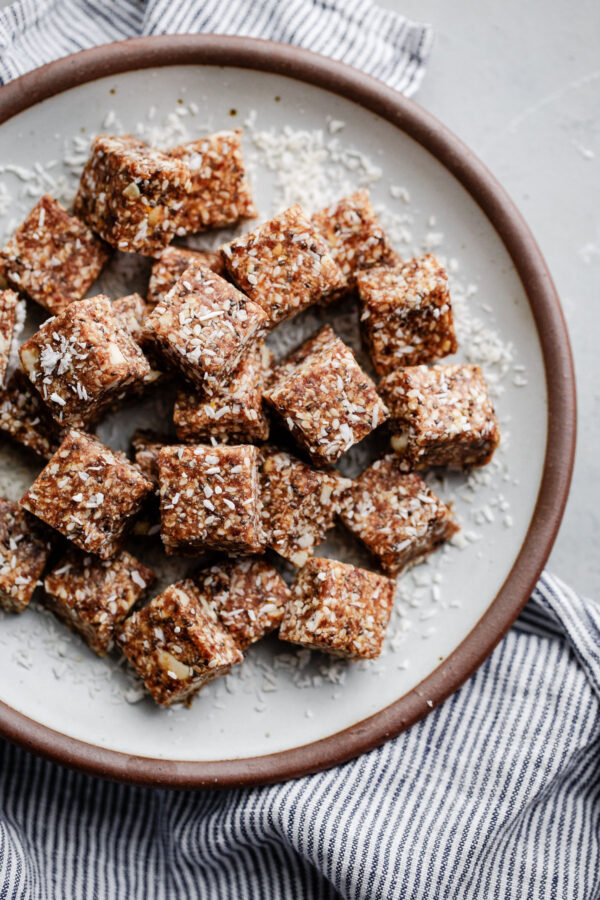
[0,3,597,898]
[0,0,432,93]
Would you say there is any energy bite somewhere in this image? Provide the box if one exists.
[264,325,388,466]
[74,135,192,256]
[279,557,394,660]
[20,430,153,560]
[312,190,389,297]
[173,343,272,444]
[357,255,458,374]
[158,444,265,556]
[0,369,63,459]
[0,195,110,314]
[260,447,350,567]
[0,289,19,386]
[339,455,459,576]
[117,579,243,706]
[44,549,155,656]
[169,130,257,234]
[19,294,151,428]
[142,263,267,390]
[112,292,150,343]
[379,363,501,470]
[130,429,170,489]
[195,557,291,649]
[0,498,53,613]
[221,203,344,328]
[147,245,224,307]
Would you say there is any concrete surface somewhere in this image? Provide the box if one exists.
[0,0,597,595]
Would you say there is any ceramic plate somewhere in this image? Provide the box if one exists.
[0,37,575,787]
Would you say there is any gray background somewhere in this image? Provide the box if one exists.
[0,0,598,596]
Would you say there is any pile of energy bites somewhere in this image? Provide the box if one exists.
[0,129,500,708]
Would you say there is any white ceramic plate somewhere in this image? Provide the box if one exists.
[0,38,574,786]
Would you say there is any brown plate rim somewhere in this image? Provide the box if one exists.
[0,34,576,789]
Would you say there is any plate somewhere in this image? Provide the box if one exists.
[0,36,575,787]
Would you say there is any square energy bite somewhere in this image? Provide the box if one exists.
[173,342,272,444]
[340,455,458,576]
[142,263,266,390]
[0,498,53,613]
[19,295,151,428]
[147,246,224,307]
[221,204,344,328]
[357,255,458,374]
[264,326,388,466]
[0,289,19,386]
[379,363,501,470]
[260,447,350,567]
[279,557,394,660]
[312,190,389,297]
[74,135,192,256]
[195,557,291,649]
[0,369,63,459]
[158,444,265,556]
[117,579,243,706]
[0,195,110,314]
[20,430,153,559]
[169,130,257,234]
[44,548,155,655]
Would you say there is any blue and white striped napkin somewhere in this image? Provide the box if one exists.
[0,3,598,899]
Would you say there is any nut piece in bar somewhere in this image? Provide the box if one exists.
[158,444,265,556]
[220,203,345,329]
[339,455,459,576]
[173,342,272,444]
[0,369,64,459]
[19,295,151,428]
[264,325,388,466]
[357,255,458,374]
[0,289,19,386]
[260,447,351,567]
[312,190,389,297]
[112,292,151,343]
[44,548,155,656]
[147,245,224,307]
[0,497,53,613]
[169,130,257,234]
[379,363,501,470]
[117,579,243,706]
[74,135,192,257]
[279,557,394,660]
[195,557,291,650]
[0,195,110,314]
[20,430,153,560]
[142,263,267,390]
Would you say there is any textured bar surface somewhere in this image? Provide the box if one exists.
[340,455,459,576]
[20,430,153,560]
[117,579,243,706]
[379,363,500,470]
[0,497,53,613]
[279,557,394,659]
[158,444,265,556]
[221,204,344,328]
[264,326,388,466]
[0,195,109,314]
[44,548,155,655]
